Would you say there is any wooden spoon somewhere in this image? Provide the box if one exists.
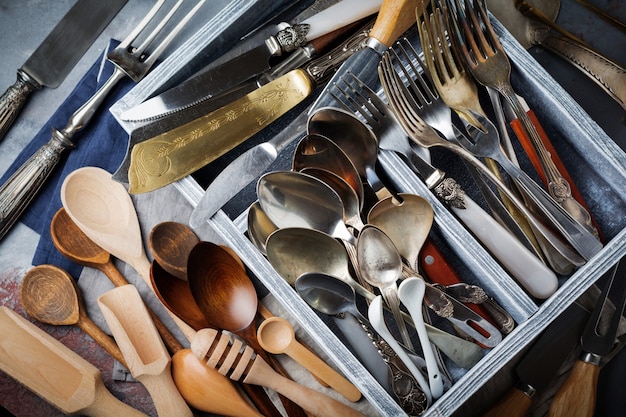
[150,260,209,331]
[257,316,362,402]
[19,264,126,366]
[187,241,309,417]
[97,285,193,417]
[148,221,199,280]
[0,306,147,417]
[60,166,195,341]
[50,207,183,353]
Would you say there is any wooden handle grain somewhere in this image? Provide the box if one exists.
[548,360,599,417]
[369,0,419,47]
[483,387,533,417]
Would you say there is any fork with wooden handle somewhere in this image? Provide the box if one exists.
[191,328,367,417]
[0,306,147,417]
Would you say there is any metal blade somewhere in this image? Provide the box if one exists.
[188,102,312,228]
[127,69,315,193]
[120,0,382,122]
[22,0,127,87]
[580,260,626,357]
[515,302,589,393]
[121,43,275,121]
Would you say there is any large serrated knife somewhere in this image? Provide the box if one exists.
[0,0,128,142]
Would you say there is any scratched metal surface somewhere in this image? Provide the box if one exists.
[1,0,626,416]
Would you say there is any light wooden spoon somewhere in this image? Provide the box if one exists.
[98,285,193,417]
[60,166,195,341]
[0,306,147,417]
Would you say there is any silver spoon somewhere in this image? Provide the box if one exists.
[292,133,365,207]
[308,107,397,201]
[294,271,483,369]
[257,170,356,245]
[356,224,415,352]
[247,201,277,255]
[295,272,429,416]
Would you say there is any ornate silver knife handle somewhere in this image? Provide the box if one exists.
[0,70,41,142]
[541,32,626,112]
[0,70,125,240]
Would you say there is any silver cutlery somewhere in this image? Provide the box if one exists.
[0,0,206,240]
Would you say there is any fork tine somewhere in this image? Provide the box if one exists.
[133,0,185,56]
[142,0,207,68]
[118,0,168,50]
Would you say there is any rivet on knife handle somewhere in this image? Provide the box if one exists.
[128,69,315,194]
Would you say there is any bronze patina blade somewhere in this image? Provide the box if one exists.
[127,68,315,194]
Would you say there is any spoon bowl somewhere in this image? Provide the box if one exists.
[20,264,126,366]
[247,201,278,255]
[148,221,199,280]
[187,241,306,417]
[356,224,414,351]
[368,193,434,271]
[292,134,365,205]
[257,170,356,244]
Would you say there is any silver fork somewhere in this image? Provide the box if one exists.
[0,0,205,240]
[331,73,558,300]
[378,42,603,266]
[444,0,599,240]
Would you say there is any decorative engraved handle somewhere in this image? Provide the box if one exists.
[0,128,73,239]
[0,68,125,240]
[0,70,40,142]
[541,32,626,111]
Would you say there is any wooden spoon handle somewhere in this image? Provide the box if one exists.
[83,379,148,417]
[289,342,361,402]
[137,371,193,417]
[483,387,533,417]
[246,357,366,417]
[369,0,419,47]
[78,315,127,367]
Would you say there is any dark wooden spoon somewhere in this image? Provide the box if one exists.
[150,260,209,331]
[187,241,309,417]
[148,221,199,280]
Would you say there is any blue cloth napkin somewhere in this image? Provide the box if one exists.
[0,40,134,278]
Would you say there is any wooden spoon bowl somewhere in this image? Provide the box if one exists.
[20,265,126,366]
[148,221,199,280]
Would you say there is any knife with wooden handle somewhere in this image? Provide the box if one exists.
[549,260,626,417]
[0,306,147,417]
